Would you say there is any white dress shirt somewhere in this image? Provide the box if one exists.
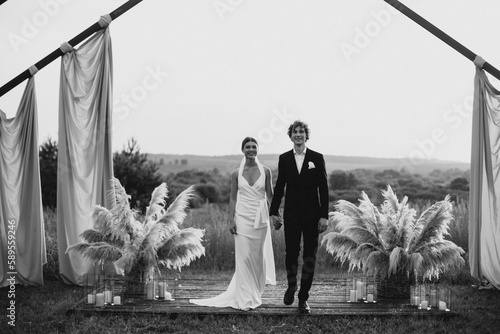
[293,147,307,174]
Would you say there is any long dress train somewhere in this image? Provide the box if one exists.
[189,158,276,310]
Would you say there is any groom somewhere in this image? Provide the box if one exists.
[270,120,329,315]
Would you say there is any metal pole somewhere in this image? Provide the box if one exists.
[383,0,500,81]
[0,0,143,97]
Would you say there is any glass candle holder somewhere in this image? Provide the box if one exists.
[364,278,377,303]
[145,277,157,301]
[84,273,97,305]
[355,277,366,301]
[103,274,114,305]
[410,284,421,307]
[429,284,438,309]
[173,273,181,300]
[347,277,359,302]
[438,285,451,311]
[418,284,429,310]
[158,273,173,301]
[94,274,106,307]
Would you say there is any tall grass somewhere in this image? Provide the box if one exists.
[43,208,60,281]
[42,199,470,282]
[181,203,342,276]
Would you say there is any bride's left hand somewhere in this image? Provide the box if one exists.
[229,223,237,235]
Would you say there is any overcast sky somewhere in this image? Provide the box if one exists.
[1,0,500,164]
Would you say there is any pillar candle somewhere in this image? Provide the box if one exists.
[158,282,166,298]
[164,291,172,301]
[367,294,374,302]
[87,294,95,304]
[356,280,365,299]
[104,290,113,303]
[349,290,356,302]
[95,293,105,307]
[412,296,420,306]
[420,300,428,309]
[439,301,447,311]
[146,282,155,300]
[113,296,121,305]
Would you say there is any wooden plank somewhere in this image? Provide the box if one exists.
[67,278,458,318]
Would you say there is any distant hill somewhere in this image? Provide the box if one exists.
[148,153,470,176]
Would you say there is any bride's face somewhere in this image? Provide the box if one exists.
[242,141,258,159]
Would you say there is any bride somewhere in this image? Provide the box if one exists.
[189,137,276,310]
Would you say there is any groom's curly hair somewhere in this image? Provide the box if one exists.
[287,120,310,141]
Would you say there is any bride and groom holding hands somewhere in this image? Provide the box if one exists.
[190,120,329,315]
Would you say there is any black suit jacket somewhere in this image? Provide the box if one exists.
[270,148,329,224]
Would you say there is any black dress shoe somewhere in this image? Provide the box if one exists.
[298,300,311,314]
[283,287,296,305]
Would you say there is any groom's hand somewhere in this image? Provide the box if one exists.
[271,215,282,230]
[318,218,328,233]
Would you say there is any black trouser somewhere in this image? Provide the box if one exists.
[284,217,319,301]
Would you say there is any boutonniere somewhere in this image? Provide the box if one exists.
[308,161,315,169]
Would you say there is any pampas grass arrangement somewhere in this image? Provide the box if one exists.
[67,178,205,279]
[322,185,465,282]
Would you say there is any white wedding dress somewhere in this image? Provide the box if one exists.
[190,158,276,310]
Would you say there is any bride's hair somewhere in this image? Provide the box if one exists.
[241,137,258,149]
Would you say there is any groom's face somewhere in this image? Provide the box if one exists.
[290,126,306,146]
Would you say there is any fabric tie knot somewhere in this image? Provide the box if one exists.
[60,42,74,54]
[28,65,39,76]
[474,55,486,69]
[98,14,112,28]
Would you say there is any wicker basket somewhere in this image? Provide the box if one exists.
[376,273,414,300]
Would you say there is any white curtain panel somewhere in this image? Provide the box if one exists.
[469,67,500,289]
[0,77,46,287]
[57,28,114,285]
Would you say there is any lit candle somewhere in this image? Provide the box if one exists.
[439,301,447,311]
[420,300,428,309]
[95,293,105,307]
[164,291,172,301]
[113,296,121,305]
[87,293,95,304]
[349,289,356,302]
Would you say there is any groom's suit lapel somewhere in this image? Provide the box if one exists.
[288,149,309,178]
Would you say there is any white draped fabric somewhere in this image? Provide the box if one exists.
[190,158,276,310]
[57,29,114,285]
[469,64,500,289]
[0,78,46,287]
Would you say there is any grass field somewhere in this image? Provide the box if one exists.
[1,272,499,334]
[1,202,499,333]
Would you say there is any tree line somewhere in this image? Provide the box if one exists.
[39,138,470,210]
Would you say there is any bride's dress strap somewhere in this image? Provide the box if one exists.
[238,157,268,229]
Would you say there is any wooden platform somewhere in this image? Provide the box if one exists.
[67,278,458,318]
